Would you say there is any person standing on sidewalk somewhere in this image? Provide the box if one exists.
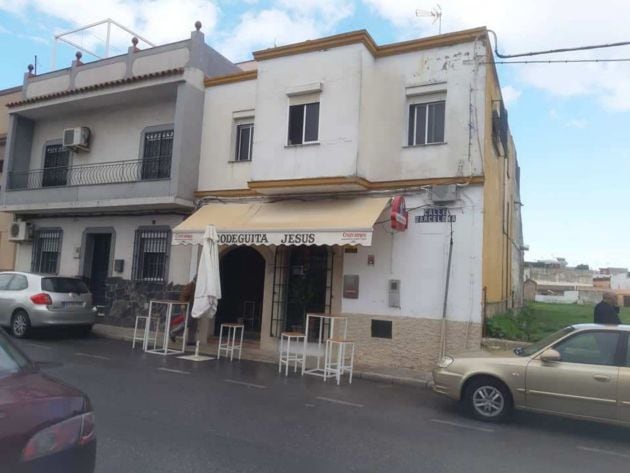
[170,276,198,344]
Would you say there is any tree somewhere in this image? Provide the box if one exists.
[576,264,590,270]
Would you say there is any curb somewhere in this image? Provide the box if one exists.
[93,325,433,389]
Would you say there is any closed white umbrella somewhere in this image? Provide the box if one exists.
[191,225,221,319]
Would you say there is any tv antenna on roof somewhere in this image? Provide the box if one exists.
[416,4,443,34]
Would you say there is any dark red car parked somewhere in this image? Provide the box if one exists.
[0,328,96,473]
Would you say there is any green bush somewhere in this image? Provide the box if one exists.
[486,304,538,342]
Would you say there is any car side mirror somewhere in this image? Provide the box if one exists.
[539,349,561,363]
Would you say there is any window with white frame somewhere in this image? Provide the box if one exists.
[408,101,445,146]
[235,123,254,161]
[288,102,319,145]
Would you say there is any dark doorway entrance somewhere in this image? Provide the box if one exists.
[214,247,265,339]
[285,246,329,333]
[83,233,112,307]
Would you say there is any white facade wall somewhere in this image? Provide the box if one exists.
[342,186,483,323]
[199,80,256,190]
[611,273,630,290]
[198,40,486,189]
[15,215,191,285]
[29,101,176,170]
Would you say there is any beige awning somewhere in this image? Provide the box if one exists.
[172,197,390,246]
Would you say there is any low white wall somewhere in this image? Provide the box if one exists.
[535,291,579,304]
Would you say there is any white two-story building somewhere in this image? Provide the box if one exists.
[173,28,524,371]
[1,23,239,323]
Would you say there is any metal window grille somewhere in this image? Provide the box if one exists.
[141,130,173,180]
[132,228,171,282]
[42,144,69,187]
[32,229,62,274]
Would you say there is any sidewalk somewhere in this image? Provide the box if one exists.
[93,323,433,388]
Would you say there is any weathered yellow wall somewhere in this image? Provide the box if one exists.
[0,87,21,271]
[482,56,515,315]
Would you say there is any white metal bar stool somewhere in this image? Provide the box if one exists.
[132,315,159,350]
[323,338,355,385]
[278,332,305,376]
[218,323,244,361]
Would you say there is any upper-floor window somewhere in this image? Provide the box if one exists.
[32,228,63,274]
[408,101,445,146]
[42,144,69,187]
[235,123,254,162]
[132,227,171,282]
[288,102,319,145]
[141,129,173,180]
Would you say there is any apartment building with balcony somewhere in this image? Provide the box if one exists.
[174,28,524,371]
[1,23,239,319]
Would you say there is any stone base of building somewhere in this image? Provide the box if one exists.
[345,313,482,372]
[98,278,184,327]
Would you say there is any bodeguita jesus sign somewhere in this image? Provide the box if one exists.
[172,230,373,246]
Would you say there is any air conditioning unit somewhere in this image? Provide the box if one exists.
[8,222,33,242]
[431,184,457,204]
[63,126,91,152]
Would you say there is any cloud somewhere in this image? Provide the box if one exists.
[501,85,521,106]
[362,0,630,110]
[215,1,353,62]
[0,23,11,34]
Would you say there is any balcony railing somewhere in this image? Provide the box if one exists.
[8,157,172,190]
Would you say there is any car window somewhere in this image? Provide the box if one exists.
[7,275,28,291]
[518,326,575,357]
[0,274,14,291]
[554,331,620,366]
[0,329,31,378]
[41,277,89,294]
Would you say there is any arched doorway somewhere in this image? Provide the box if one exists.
[214,247,265,339]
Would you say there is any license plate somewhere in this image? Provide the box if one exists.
[64,301,84,308]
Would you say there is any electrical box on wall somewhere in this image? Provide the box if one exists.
[114,259,124,273]
[388,279,401,308]
[343,275,359,299]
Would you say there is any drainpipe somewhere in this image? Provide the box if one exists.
[439,221,454,358]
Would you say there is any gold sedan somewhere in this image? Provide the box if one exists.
[432,324,630,424]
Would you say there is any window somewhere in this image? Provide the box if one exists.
[408,101,445,146]
[32,229,63,274]
[0,330,31,379]
[7,275,28,291]
[0,274,13,290]
[42,144,69,187]
[554,331,620,366]
[132,228,171,282]
[42,277,88,294]
[371,320,393,339]
[235,123,254,161]
[141,129,173,180]
[288,102,319,145]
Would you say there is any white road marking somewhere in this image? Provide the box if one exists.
[576,446,630,459]
[224,379,267,389]
[429,418,495,433]
[74,352,110,361]
[316,396,364,408]
[21,342,53,350]
[157,368,191,375]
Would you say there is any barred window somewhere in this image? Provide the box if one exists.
[141,129,173,180]
[32,229,62,274]
[132,228,171,282]
[42,144,69,187]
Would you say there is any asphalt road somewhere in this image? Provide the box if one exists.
[15,333,630,473]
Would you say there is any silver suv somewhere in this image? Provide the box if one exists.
[0,272,97,338]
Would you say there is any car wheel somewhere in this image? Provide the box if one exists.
[11,310,31,339]
[464,377,512,422]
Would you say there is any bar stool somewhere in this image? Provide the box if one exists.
[278,332,305,376]
[324,338,355,385]
[218,323,244,361]
[132,315,159,350]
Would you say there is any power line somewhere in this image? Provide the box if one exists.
[482,58,630,65]
[486,29,630,59]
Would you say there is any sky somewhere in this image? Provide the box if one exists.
[1,0,629,270]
